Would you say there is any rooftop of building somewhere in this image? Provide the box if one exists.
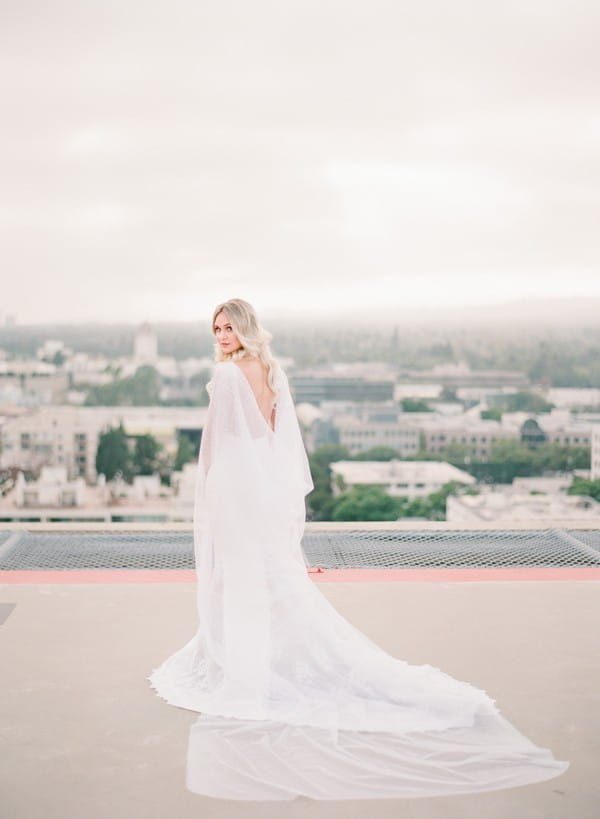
[1,520,598,818]
[330,459,476,485]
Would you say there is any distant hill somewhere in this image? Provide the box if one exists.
[312,297,600,328]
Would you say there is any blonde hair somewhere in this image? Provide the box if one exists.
[211,298,278,393]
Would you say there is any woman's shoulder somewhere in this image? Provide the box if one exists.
[232,356,262,372]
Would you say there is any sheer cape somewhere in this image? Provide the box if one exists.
[148,358,568,799]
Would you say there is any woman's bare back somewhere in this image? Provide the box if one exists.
[234,358,277,430]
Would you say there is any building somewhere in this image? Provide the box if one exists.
[0,361,69,405]
[334,407,420,456]
[418,418,516,461]
[0,466,193,523]
[170,462,198,520]
[447,486,600,523]
[0,406,207,482]
[516,409,593,448]
[13,466,86,508]
[546,388,600,410]
[133,322,158,366]
[541,421,592,448]
[294,403,325,453]
[290,373,395,405]
[398,361,529,388]
[330,460,475,499]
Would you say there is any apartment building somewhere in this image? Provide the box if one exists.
[418,419,516,461]
[0,406,207,482]
[335,407,420,456]
[330,460,475,499]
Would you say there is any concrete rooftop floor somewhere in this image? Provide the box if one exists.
[1,573,598,819]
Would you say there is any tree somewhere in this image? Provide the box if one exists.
[331,480,468,522]
[133,434,161,475]
[85,365,161,406]
[568,477,600,503]
[174,434,196,471]
[481,408,502,421]
[438,443,473,462]
[401,398,432,412]
[354,447,402,461]
[502,391,554,413]
[440,386,459,402]
[418,481,466,520]
[129,366,161,405]
[332,485,401,522]
[95,424,132,482]
[307,444,351,521]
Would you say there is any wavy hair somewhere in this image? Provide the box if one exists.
[211,298,278,393]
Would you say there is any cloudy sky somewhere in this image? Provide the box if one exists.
[2,0,599,324]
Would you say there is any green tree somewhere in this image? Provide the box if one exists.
[568,477,600,502]
[307,444,351,521]
[440,386,459,402]
[133,434,161,475]
[438,443,474,462]
[174,434,196,471]
[419,481,466,520]
[532,443,589,472]
[502,391,554,413]
[481,408,502,421]
[95,424,132,482]
[332,485,401,522]
[85,365,161,406]
[490,440,537,467]
[354,447,402,460]
[401,398,432,412]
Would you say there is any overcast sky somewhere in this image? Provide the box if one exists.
[2,0,599,325]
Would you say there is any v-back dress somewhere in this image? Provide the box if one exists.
[148,359,568,800]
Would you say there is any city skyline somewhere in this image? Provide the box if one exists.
[2,1,599,323]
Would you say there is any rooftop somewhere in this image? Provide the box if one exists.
[1,521,598,817]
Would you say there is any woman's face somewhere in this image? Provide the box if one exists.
[214,311,243,353]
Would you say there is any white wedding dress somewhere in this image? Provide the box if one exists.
[148,359,568,800]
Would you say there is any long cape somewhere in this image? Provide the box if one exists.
[148,359,568,799]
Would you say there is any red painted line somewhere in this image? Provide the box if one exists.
[1,567,600,585]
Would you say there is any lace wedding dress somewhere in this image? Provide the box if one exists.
[148,359,568,800]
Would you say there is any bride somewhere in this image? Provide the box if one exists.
[148,298,568,800]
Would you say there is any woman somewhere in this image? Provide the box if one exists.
[149,298,568,800]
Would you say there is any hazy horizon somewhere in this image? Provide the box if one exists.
[2,295,600,331]
[2,1,599,324]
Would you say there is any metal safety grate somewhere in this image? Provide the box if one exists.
[0,528,599,571]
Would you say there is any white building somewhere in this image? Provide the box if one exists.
[0,405,207,482]
[539,411,593,447]
[13,466,86,508]
[68,352,115,387]
[335,412,420,457]
[447,488,600,523]
[418,417,516,461]
[0,360,69,405]
[133,321,158,365]
[170,462,198,520]
[511,476,574,494]
[330,460,475,499]
[0,467,197,523]
[37,339,71,362]
[546,388,600,410]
